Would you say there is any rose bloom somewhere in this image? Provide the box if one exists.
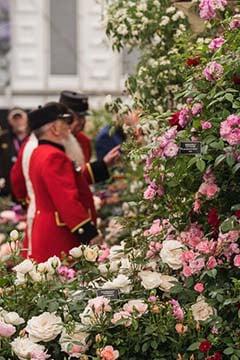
[11,337,46,360]
[111,311,132,327]
[143,185,156,200]
[30,351,50,360]
[102,274,132,294]
[88,296,112,314]
[0,321,16,337]
[170,299,184,321]
[201,121,212,130]
[234,254,240,267]
[13,259,34,274]
[83,246,98,262]
[163,142,179,158]
[194,282,205,293]
[138,270,162,290]
[199,0,216,20]
[208,37,225,51]
[175,323,188,334]
[160,240,184,270]
[159,275,178,292]
[59,324,89,357]
[198,182,219,199]
[199,340,212,353]
[220,114,240,145]
[26,312,63,343]
[203,61,224,81]
[100,345,119,360]
[182,265,193,278]
[192,103,203,116]
[123,300,148,316]
[186,56,200,67]
[230,14,240,30]
[191,297,214,321]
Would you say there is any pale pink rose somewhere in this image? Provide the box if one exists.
[98,247,110,263]
[144,185,156,200]
[148,295,157,302]
[192,103,203,116]
[230,14,240,30]
[196,241,211,254]
[123,300,148,316]
[198,182,219,199]
[146,250,155,258]
[58,266,76,280]
[0,321,16,337]
[100,345,119,360]
[220,114,240,145]
[193,199,202,213]
[189,258,205,273]
[234,254,240,267]
[148,219,162,236]
[208,37,225,51]
[201,121,212,130]
[155,242,162,251]
[69,344,86,357]
[182,265,193,277]
[111,311,132,327]
[170,299,184,321]
[207,256,217,269]
[181,250,196,263]
[203,61,224,81]
[163,142,179,158]
[164,126,178,140]
[199,0,216,20]
[31,351,50,360]
[203,168,216,183]
[0,210,17,222]
[194,282,205,293]
[179,108,191,128]
[88,296,112,314]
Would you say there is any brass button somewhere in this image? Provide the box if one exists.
[78,228,84,234]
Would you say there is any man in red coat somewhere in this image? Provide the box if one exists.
[59,91,92,162]
[21,102,104,262]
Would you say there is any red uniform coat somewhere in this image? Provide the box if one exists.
[75,131,92,163]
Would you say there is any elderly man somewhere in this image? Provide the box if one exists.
[19,102,104,262]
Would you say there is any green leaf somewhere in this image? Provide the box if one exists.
[225,93,234,102]
[230,355,239,360]
[142,342,150,353]
[231,204,240,211]
[187,342,200,351]
[226,154,235,167]
[224,348,234,355]
[232,163,240,174]
[196,159,206,172]
[214,154,226,167]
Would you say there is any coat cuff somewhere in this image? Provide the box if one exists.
[72,220,98,244]
[88,160,109,183]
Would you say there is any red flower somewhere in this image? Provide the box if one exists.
[235,210,240,219]
[207,208,220,230]
[169,111,183,130]
[186,56,201,67]
[233,74,240,85]
[199,340,212,353]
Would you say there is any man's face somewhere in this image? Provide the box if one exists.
[53,119,71,141]
[8,112,28,135]
[70,113,86,135]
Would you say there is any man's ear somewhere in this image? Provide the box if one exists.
[49,122,58,136]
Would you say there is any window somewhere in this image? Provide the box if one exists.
[49,0,77,75]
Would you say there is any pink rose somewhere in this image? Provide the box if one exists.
[189,257,205,273]
[201,121,212,130]
[203,61,224,81]
[88,296,112,314]
[230,14,240,30]
[163,142,179,158]
[98,247,110,263]
[196,241,211,254]
[123,300,148,316]
[207,256,217,269]
[144,185,156,200]
[111,311,132,327]
[100,346,119,360]
[220,114,240,146]
[234,254,240,267]
[0,322,16,337]
[194,282,205,293]
[182,265,193,277]
[31,351,50,360]
[148,219,162,236]
[193,199,201,213]
[170,299,184,321]
[208,37,225,51]
[181,250,196,262]
[179,108,191,128]
[192,103,203,116]
[199,0,216,20]
[148,295,157,302]
[198,182,219,199]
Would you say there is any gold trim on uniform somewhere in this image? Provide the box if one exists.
[71,217,91,233]
[86,163,95,184]
[55,211,66,227]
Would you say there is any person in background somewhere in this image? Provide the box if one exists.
[0,107,28,196]
[59,91,92,162]
[95,110,140,161]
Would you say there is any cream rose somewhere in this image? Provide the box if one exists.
[60,324,89,357]
[13,259,34,274]
[4,311,25,326]
[138,271,162,290]
[10,230,19,241]
[160,240,184,269]
[83,247,98,262]
[191,297,214,322]
[109,245,125,261]
[26,312,63,342]
[80,306,96,326]
[159,274,178,292]
[11,337,45,360]
[102,274,132,293]
[46,256,61,273]
[69,247,82,258]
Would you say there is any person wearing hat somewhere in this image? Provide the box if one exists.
[13,102,103,262]
[0,107,28,196]
[59,91,92,163]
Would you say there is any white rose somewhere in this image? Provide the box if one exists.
[80,306,95,326]
[160,240,184,270]
[69,246,82,258]
[4,311,25,326]
[159,275,178,292]
[59,323,89,356]
[160,16,170,26]
[138,271,162,290]
[29,268,42,282]
[11,337,45,360]
[26,312,63,342]
[47,256,61,272]
[109,245,125,261]
[191,297,214,322]
[37,263,48,273]
[13,259,34,274]
[10,230,19,241]
[166,6,176,14]
[102,274,132,294]
[14,272,26,286]
[84,247,98,262]
[105,95,112,105]
[98,260,120,275]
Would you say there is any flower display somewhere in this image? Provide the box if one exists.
[26,312,63,343]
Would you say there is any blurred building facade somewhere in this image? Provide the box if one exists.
[0,0,138,114]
